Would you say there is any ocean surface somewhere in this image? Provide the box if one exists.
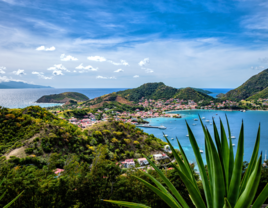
[0,88,127,108]
[0,88,231,109]
[204,88,233,98]
[142,110,268,164]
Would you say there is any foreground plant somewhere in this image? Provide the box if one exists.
[104,116,268,208]
[0,178,24,208]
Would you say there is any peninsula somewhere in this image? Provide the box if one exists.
[36,92,89,103]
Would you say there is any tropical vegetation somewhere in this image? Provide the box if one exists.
[105,116,268,208]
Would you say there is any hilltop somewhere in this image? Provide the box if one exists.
[117,82,214,102]
[174,87,213,102]
[0,106,166,163]
[0,81,52,89]
[36,92,89,103]
[225,68,268,100]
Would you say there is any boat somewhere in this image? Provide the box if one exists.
[232,144,235,146]
[202,117,205,119]
[206,120,210,122]
[171,138,174,140]
[186,135,189,137]
[164,134,168,137]
[200,150,204,153]
[216,114,218,115]
[194,118,198,121]
[231,136,236,139]
[193,123,196,126]
[210,123,212,125]
[158,125,166,129]
[243,110,246,112]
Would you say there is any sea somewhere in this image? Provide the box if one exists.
[2,87,266,164]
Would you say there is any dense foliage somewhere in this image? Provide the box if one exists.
[247,87,268,100]
[174,87,214,102]
[36,92,89,103]
[225,68,268,100]
[117,82,213,103]
[0,106,166,164]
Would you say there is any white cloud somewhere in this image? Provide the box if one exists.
[0,75,26,83]
[114,69,124,73]
[133,75,139,78]
[251,66,265,70]
[36,46,56,51]
[145,68,154,73]
[138,58,153,73]
[108,60,129,66]
[12,69,26,76]
[139,58,149,67]
[96,75,116,79]
[60,54,78,61]
[52,70,64,75]
[87,56,106,62]
[32,72,53,79]
[47,64,69,75]
[0,66,6,74]
[75,63,98,73]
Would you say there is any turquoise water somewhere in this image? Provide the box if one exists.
[142,110,268,164]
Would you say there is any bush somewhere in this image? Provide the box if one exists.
[25,148,34,154]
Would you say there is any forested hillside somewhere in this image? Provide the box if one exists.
[174,87,214,102]
[225,68,268,100]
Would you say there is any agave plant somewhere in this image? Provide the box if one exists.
[104,116,268,208]
[0,178,24,208]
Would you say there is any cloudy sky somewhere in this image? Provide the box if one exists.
[0,0,268,88]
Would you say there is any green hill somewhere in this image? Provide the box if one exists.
[0,106,166,163]
[117,82,178,102]
[247,87,268,100]
[117,82,213,102]
[225,68,268,100]
[174,87,213,102]
[36,92,89,103]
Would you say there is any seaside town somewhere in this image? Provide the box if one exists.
[50,97,268,129]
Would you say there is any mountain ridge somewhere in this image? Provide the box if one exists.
[0,81,52,89]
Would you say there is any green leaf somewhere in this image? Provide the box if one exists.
[234,155,262,208]
[144,156,188,208]
[133,176,181,208]
[223,198,232,208]
[225,115,234,185]
[239,125,260,195]
[228,122,244,207]
[206,129,225,208]
[142,172,181,207]
[172,165,207,208]
[220,118,230,191]
[251,183,268,208]
[4,191,24,208]
[187,119,213,208]
[103,200,151,208]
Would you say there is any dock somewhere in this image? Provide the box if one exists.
[136,125,166,129]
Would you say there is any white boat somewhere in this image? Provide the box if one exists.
[186,135,189,137]
[231,136,236,139]
[202,117,205,119]
[171,138,174,140]
[200,150,204,153]
[194,118,198,121]
[232,144,235,146]
[243,110,246,112]
[206,120,210,122]
[210,123,212,125]
[164,134,168,137]
[193,123,196,126]
[158,125,166,129]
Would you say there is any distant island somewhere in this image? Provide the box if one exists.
[0,81,52,89]
[36,92,89,103]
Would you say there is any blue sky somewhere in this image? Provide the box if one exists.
[0,0,268,88]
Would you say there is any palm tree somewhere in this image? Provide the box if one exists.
[104,116,268,208]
